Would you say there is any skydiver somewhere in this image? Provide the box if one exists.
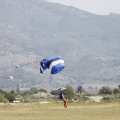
[59,92,67,108]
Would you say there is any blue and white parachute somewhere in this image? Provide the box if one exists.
[40,56,65,75]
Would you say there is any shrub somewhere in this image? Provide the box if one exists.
[0,94,8,103]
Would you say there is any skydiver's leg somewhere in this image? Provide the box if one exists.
[63,98,67,108]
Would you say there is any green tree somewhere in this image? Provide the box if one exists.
[10,90,15,95]
[99,86,112,95]
[0,89,16,103]
[5,92,15,103]
[118,84,120,90]
[113,88,119,94]
[76,86,85,96]
[0,94,7,103]
[64,85,74,100]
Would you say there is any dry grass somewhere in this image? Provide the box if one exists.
[0,102,120,120]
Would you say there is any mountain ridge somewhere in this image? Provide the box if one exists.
[0,0,120,91]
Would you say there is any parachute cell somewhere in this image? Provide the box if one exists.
[40,56,65,74]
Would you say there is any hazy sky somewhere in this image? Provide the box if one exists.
[47,0,120,15]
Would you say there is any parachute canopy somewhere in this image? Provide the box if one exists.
[40,56,65,74]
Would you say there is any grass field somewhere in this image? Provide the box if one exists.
[0,102,120,120]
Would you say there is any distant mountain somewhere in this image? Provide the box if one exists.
[0,0,120,91]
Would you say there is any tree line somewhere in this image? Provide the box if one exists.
[99,85,120,95]
[0,84,120,103]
